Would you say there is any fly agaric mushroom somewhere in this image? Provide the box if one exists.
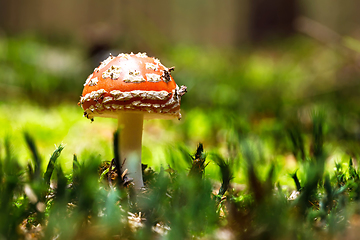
[79,52,187,188]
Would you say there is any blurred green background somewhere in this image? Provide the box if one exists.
[1,0,360,185]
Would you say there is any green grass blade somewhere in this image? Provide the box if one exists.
[24,132,41,179]
[44,144,65,186]
[211,153,233,196]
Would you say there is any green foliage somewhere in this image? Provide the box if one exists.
[44,144,65,186]
[0,133,221,239]
[188,143,209,179]
[2,35,360,239]
[2,125,360,239]
[0,36,84,104]
[212,153,233,196]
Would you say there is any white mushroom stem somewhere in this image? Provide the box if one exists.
[118,112,144,188]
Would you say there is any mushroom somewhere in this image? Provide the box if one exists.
[79,52,187,188]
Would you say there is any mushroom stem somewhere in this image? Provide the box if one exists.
[118,112,144,188]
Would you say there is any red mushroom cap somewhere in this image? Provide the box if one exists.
[79,53,186,121]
